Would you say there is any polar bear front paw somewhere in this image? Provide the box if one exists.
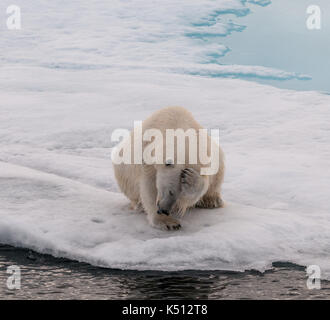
[181,168,202,192]
[196,194,224,209]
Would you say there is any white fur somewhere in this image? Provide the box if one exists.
[113,106,225,230]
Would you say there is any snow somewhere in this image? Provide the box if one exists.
[1,156,329,273]
[1,0,330,277]
[0,0,308,81]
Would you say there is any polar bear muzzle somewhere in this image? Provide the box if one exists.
[155,165,182,215]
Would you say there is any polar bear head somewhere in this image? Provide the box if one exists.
[155,160,184,216]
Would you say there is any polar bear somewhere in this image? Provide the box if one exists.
[112,106,224,230]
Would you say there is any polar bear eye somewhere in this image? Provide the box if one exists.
[169,190,174,196]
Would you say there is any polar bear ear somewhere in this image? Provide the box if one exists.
[165,158,174,167]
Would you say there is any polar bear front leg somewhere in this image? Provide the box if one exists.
[140,166,181,230]
[180,168,209,206]
[181,168,223,209]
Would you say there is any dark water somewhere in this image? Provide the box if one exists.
[0,245,329,300]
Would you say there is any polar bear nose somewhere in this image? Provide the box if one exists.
[157,203,169,215]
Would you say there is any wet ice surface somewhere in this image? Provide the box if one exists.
[1,76,330,276]
[1,245,330,300]
[1,157,330,276]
